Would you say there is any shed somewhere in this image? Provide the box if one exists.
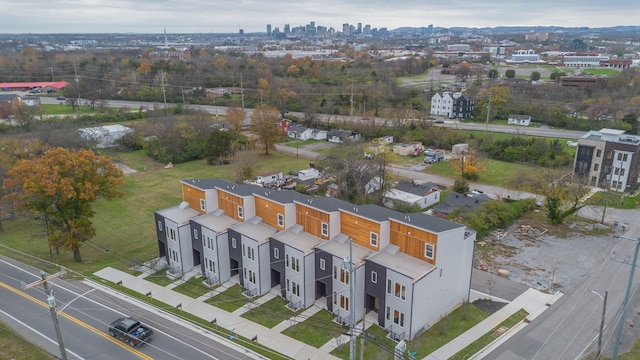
[507,114,531,126]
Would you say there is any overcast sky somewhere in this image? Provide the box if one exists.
[4,0,639,34]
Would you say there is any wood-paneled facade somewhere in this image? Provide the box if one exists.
[340,212,382,251]
[182,183,206,214]
[217,189,245,221]
[255,197,286,230]
[296,203,331,240]
[390,220,437,265]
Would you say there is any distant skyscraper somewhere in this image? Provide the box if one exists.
[364,24,371,36]
[239,28,244,36]
[284,24,290,34]
[343,23,350,35]
[357,23,362,35]
[266,24,271,37]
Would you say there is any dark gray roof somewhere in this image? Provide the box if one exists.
[340,204,392,222]
[387,211,463,233]
[181,178,233,190]
[328,129,352,138]
[253,188,309,204]
[508,114,531,120]
[289,123,308,133]
[0,94,18,102]
[295,196,352,212]
[393,180,439,196]
[433,192,491,215]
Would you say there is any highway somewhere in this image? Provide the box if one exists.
[39,96,585,140]
[0,256,256,360]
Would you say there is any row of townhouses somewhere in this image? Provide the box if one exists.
[573,128,640,191]
[154,178,476,340]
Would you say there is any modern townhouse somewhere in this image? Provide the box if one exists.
[430,92,474,119]
[154,178,475,341]
[573,128,640,191]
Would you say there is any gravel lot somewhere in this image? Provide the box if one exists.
[478,213,614,294]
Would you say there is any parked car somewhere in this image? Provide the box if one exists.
[108,317,153,347]
[56,96,66,101]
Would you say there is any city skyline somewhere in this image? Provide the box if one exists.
[2,0,639,34]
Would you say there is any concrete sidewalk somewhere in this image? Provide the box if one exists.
[91,267,560,360]
[424,288,562,360]
[91,267,340,360]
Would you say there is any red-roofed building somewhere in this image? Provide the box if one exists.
[0,81,68,93]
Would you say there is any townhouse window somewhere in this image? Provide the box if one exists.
[320,258,326,271]
[340,268,350,285]
[334,291,337,305]
[242,244,246,256]
[617,153,623,161]
[321,222,329,237]
[157,221,163,231]
[615,167,620,175]
[250,248,255,260]
[394,283,406,300]
[169,228,175,240]
[596,149,602,157]
[277,213,284,227]
[286,254,290,267]
[207,237,213,249]
[243,268,247,279]
[287,279,290,292]
[333,265,338,280]
[623,154,628,162]
[370,232,379,247]
[425,243,435,260]
[387,279,392,295]
[231,238,237,249]
[593,163,599,172]
[274,248,280,259]
[292,258,299,272]
[340,295,349,311]
[237,206,244,219]
[200,199,206,211]
[621,168,626,176]
[371,271,378,284]
[386,306,391,321]
[394,310,405,327]
[193,229,198,239]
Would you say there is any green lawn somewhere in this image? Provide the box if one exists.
[586,190,640,210]
[331,324,399,360]
[172,275,215,298]
[0,320,56,360]
[581,68,620,77]
[425,157,533,189]
[282,138,325,148]
[144,269,175,287]
[282,309,346,348]
[241,296,303,328]
[41,103,96,115]
[205,284,254,312]
[405,303,490,357]
[0,149,310,275]
[450,309,528,360]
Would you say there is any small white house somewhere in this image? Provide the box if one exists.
[507,114,531,126]
[78,124,133,148]
[257,171,284,185]
[297,167,320,185]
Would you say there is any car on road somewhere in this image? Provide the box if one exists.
[108,317,153,347]
[56,96,66,101]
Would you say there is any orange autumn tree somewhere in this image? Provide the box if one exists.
[450,148,486,181]
[3,148,124,262]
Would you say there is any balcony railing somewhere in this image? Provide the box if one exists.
[243,286,257,298]
[385,325,405,342]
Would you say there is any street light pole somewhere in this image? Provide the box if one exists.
[344,238,356,360]
[591,290,608,360]
[612,235,640,360]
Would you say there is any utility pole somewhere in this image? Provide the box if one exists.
[611,235,640,360]
[23,270,68,360]
[344,238,356,360]
[591,290,608,360]
[240,73,245,109]
[360,307,366,359]
[161,70,167,112]
[50,67,54,81]
[485,77,493,132]
[73,61,80,107]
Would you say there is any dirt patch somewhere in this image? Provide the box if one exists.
[476,211,614,294]
[473,299,507,315]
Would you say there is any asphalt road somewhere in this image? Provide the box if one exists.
[0,256,256,360]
